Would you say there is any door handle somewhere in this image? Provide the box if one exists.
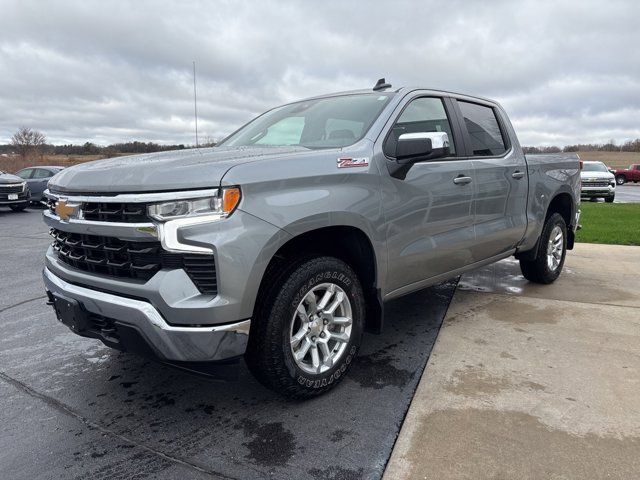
[453,175,472,185]
[512,171,525,179]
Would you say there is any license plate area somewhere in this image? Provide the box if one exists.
[51,293,90,333]
[8,193,18,200]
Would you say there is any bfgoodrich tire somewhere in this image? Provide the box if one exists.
[246,256,364,399]
[519,213,567,284]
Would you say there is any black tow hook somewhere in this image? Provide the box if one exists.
[45,290,55,306]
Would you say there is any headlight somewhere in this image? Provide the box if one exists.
[148,187,241,221]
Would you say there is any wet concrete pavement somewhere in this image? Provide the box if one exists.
[385,245,640,479]
[0,208,457,480]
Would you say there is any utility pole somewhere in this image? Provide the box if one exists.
[193,61,199,148]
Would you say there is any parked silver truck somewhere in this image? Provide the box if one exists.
[42,81,580,398]
[580,160,616,202]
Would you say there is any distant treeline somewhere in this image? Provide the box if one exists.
[0,141,190,156]
[523,139,640,154]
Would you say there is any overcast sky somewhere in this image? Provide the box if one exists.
[1,0,638,146]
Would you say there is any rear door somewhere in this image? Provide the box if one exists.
[452,99,528,261]
[30,168,54,199]
[379,95,476,295]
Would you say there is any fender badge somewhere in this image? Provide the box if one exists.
[337,157,369,168]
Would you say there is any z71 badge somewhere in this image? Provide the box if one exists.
[337,157,369,168]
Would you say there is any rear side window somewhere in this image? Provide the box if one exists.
[16,168,33,179]
[458,101,506,156]
[33,168,52,178]
[384,97,456,157]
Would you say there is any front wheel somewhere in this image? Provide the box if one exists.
[246,256,364,399]
[520,213,567,284]
[605,195,615,203]
[616,175,626,185]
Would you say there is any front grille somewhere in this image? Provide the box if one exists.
[82,202,149,223]
[46,197,150,223]
[582,181,610,188]
[50,228,217,294]
[0,184,23,194]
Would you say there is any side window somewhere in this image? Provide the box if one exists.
[458,101,507,156]
[33,168,52,179]
[16,168,33,179]
[384,97,455,157]
[254,117,305,145]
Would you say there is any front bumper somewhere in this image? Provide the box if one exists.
[0,190,30,205]
[43,267,250,362]
[580,185,615,197]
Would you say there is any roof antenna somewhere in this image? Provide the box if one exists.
[193,61,199,148]
[373,78,391,91]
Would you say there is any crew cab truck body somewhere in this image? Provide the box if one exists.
[615,164,640,184]
[42,85,580,398]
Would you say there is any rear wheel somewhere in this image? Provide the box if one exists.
[519,213,567,284]
[246,256,364,399]
[616,175,626,185]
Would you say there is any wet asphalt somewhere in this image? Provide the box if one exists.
[0,207,457,480]
[609,183,640,203]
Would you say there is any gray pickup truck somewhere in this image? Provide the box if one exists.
[42,82,580,398]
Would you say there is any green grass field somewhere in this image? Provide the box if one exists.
[576,203,640,246]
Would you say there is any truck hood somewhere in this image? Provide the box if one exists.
[0,173,24,184]
[48,146,311,193]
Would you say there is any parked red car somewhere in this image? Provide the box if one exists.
[615,164,640,185]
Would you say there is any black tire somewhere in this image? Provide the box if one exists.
[246,256,365,399]
[10,204,27,212]
[616,175,626,185]
[605,195,615,203]
[519,213,567,284]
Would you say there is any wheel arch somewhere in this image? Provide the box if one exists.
[252,224,384,334]
[516,190,576,260]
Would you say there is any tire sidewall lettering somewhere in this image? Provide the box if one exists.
[294,344,359,390]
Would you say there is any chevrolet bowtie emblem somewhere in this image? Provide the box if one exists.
[55,200,78,221]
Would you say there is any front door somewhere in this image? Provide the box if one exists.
[379,96,476,295]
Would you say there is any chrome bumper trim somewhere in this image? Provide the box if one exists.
[43,267,250,362]
[44,188,220,203]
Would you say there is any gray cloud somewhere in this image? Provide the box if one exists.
[0,0,638,146]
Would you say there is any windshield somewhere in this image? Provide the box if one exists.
[220,93,393,149]
[582,162,608,173]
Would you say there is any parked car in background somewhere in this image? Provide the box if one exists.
[614,164,640,185]
[0,170,30,211]
[581,161,616,202]
[15,166,64,203]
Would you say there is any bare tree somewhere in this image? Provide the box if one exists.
[201,135,217,148]
[10,127,47,159]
